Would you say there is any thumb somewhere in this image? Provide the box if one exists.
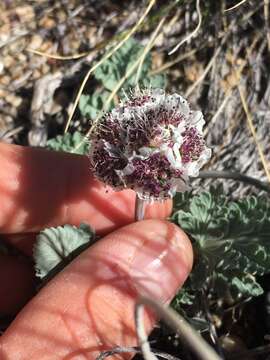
[0,219,193,360]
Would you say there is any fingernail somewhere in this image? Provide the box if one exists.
[128,220,193,303]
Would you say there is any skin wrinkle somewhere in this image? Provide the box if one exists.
[167,223,193,272]
[56,278,106,359]
[60,314,90,360]
[1,327,72,358]
[126,225,148,267]
[87,187,133,232]
[85,275,139,360]
[56,257,137,358]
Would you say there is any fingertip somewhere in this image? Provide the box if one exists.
[91,218,193,303]
[124,219,193,300]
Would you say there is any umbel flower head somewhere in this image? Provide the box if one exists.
[89,89,211,201]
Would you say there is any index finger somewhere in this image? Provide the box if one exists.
[0,143,172,235]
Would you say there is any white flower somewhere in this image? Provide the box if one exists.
[89,88,211,200]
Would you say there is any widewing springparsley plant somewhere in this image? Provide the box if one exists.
[89,88,211,216]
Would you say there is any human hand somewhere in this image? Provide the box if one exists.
[0,142,193,359]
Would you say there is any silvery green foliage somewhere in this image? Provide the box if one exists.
[34,224,95,279]
[94,37,165,92]
[79,91,111,122]
[46,131,89,155]
[79,37,166,120]
[172,187,270,305]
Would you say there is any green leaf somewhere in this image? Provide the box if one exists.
[34,224,95,279]
[173,191,192,212]
[79,37,166,119]
[172,288,195,307]
[231,274,263,297]
[79,91,113,120]
[94,38,154,91]
[171,189,270,305]
[46,131,89,155]
[147,74,166,89]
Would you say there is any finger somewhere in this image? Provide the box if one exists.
[0,254,36,316]
[0,220,193,359]
[0,143,172,237]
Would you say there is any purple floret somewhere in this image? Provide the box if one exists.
[126,153,182,199]
[90,145,127,187]
[180,127,204,163]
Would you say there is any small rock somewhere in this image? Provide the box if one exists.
[15,5,34,22]
[0,75,10,86]
[6,94,22,108]
[39,17,56,30]
[28,126,48,147]
[28,34,43,50]
[3,55,14,69]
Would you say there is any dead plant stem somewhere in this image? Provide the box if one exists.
[136,297,222,360]
[64,0,156,133]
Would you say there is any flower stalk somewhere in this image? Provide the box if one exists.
[135,195,147,221]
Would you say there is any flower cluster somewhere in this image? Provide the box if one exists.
[89,89,211,200]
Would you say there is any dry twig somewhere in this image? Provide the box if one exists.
[96,346,182,360]
[136,297,222,360]
[168,0,202,55]
[64,0,156,133]
[224,0,248,12]
[238,86,270,183]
